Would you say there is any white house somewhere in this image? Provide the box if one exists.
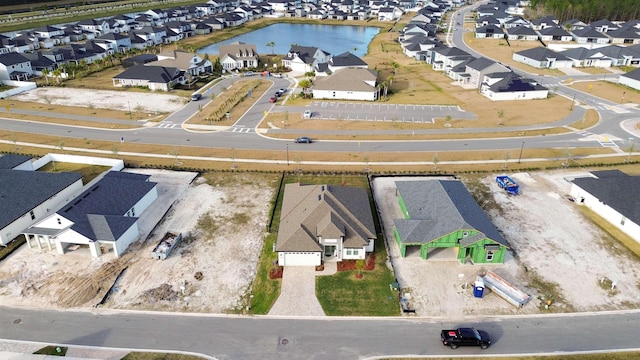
[0,154,84,246]
[218,42,258,70]
[312,67,378,101]
[480,72,549,101]
[570,170,640,244]
[275,183,376,267]
[619,68,640,90]
[23,171,158,258]
[0,52,33,81]
[282,45,331,74]
[512,47,573,69]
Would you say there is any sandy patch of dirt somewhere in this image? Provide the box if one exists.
[12,88,186,113]
[0,170,275,313]
[373,172,640,318]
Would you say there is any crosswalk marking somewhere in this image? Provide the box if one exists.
[157,123,178,129]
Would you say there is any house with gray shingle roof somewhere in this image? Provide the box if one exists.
[506,25,539,41]
[0,155,84,246]
[393,180,509,264]
[480,72,548,101]
[276,183,376,266]
[512,47,573,69]
[465,57,509,88]
[282,45,331,74]
[475,24,504,39]
[606,27,640,45]
[537,26,573,42]
[0,52,33,81]
[112,64,183,91]
[570,170,640,244]
[24,171,158,258]
[571,27,610,44]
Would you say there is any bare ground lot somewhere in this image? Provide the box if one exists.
[1,170,639,317]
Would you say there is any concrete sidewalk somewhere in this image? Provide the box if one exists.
[268,262,337,316]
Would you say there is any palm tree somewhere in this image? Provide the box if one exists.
[266,41,275,55]
[52,68,62,84]
[41,69,49,85]
[391,61,399,75]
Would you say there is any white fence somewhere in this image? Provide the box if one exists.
[0,80,37,99]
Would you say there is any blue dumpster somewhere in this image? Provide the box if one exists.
[473,279,485,298]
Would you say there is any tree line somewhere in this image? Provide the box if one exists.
[529,0,640,23]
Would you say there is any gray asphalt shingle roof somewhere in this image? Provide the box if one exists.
[113,65,179,83]
[393,180,509,247]
[572,171,640,225]
[0,169,83,230]
[59,171,156,242]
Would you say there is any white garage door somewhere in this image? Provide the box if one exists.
[279,252,321,266]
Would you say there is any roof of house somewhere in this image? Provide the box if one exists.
[0,52,30,66]
[218,41,257,58]
[485,72,546,93]
[329,51,367,67]
[393,180,509,247]
[507,26,538,36]
[312,67,377,92]
[0,169,83,230]
[276,183,376,252]
[466,57,498,71]
[515,47,570,61]
[0,154,31,169]
[572,27,608,38]
[606,27,640,39]
[538,26,571,36]
[621,67,640,81]
[476,24,504,34]
[149,49,206,69]
[113,65,179,83]
[572,171,640,225]
[58,171,156,242]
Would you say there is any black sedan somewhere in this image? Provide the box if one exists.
[294,136,313,143]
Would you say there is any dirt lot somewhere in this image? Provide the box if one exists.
[0,170,276,313]
[1,170,639,317]
[12,88,186,113]
[373,172,640,317]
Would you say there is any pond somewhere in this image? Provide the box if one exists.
[198,23,380,57]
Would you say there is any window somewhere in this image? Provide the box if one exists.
[353,249,359,255]
[462,231,469,237]
[621,217,626,226]
[486,250,494,261]
[56,218,61,225]
[30,210,35,220]
[346,249,352,255]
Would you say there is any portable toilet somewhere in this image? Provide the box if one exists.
[473,278,485,298]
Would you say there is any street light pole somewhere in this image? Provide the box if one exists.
[128,101,132,119]
[286,144,289,166]
[518,142,524,164]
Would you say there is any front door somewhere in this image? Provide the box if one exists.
[324,245,336,257]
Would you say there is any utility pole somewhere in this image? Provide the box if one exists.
[518,142,524,164]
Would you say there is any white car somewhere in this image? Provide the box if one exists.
[303,110,312,118]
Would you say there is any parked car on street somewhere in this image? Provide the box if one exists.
[441,328,491,349]
[191,93,202,101]
[269,96,277,103]
[294,136,313,143]
[303,110,312,118]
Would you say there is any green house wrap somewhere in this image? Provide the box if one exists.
[393,180,509,264]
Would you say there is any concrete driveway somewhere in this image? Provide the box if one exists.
[268,263,336,316]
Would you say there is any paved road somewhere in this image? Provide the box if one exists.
[1,307,640,359]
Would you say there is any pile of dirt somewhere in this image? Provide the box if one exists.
[142,283,180,303]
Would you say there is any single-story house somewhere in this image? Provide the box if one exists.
[512,47,573,69]
[393,180,510,264]
[312,67,378,101]
[480,72,549,101]
[0,154,84,246]
[23,171,158,258]
[570,170,640,244]
[112,65,183,91]
[275,183,376,267]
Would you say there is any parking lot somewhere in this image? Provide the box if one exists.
[306,102,475,123]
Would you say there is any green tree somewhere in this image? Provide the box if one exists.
[266,41,275,55]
